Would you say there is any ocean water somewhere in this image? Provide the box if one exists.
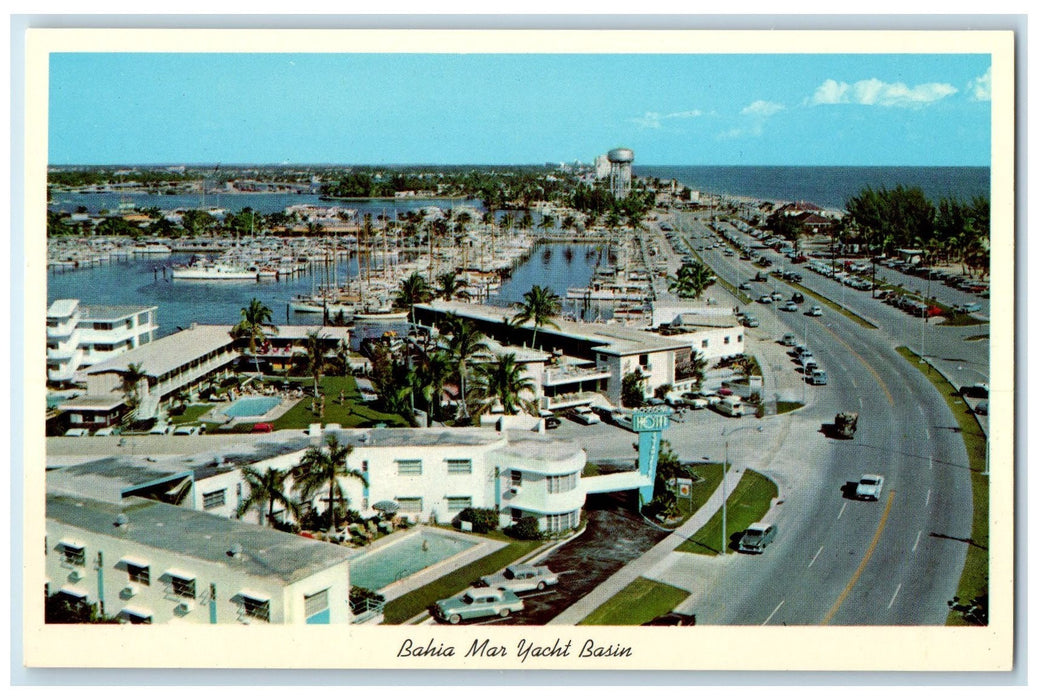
[634,165,990,210]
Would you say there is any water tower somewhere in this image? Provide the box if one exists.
[607,147,634,199]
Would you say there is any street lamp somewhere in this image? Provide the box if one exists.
[720,423,764,556]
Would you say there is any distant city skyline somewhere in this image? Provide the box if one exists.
[49,52,992,167]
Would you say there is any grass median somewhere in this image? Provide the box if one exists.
[381,536,542,624]
[677,468,778,556]
[785,279,878,330]
[682,235,753,305]
[578,577,690,626]
[896,346,988,626]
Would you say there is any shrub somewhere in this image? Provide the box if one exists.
[504,516,542,541]
[457,507,498,534]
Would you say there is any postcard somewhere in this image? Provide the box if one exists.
[20,25,1014,672]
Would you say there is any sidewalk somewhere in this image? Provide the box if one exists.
[547,465,746,625]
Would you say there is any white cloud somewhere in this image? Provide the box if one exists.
[630,109,703,129]
[809,77,957,108]
[717,123,763,140]
[741,100,784,117]
[968,67,992,101]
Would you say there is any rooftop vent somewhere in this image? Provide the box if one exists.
[228,543,243,559]
[114,513,129,528]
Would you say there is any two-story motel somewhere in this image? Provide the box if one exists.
[413,300,744,410]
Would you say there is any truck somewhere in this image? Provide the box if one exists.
[834,412,858,439]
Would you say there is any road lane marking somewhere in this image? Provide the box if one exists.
[822,490,896,624]
[917,405,925,417]
[924,427,931,439]
[851,377,858,389]
[859,397,864,409]
[762,600,785,626]
[925,489,931,507]
[913,530,923,552]
[929,456,933,471]
[809,546,824,568]
[816,324,895,406]
[837,502,847,520]
[887,583,902,609]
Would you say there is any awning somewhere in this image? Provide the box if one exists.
[238,590,270,602]
[118,556,149,569]
[58,587,88,599]
[58,539,84,550]
[119,606,153,619]
[164,569,195,581]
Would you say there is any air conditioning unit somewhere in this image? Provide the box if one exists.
[510,486,521,495]
[175,601,194,615]
[67,570,83,582]
[121,585,139,599]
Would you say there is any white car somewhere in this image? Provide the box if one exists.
[757,294,773,304]
[780,301,798,312]
[173,424,206,436]
[570,406,601,425]
[63,428,90,437]
[856,474,885,501]
[148,423,174,435]
[480,564,559,594]
[681,393,709,410]
[809,369,828,385]
[93,427,117,437]
[806,305,823,317]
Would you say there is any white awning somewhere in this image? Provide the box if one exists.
[164,569,195,581]
[119,606,154,619]
[58,539,84,550]
[238,589,270,602]
[118,556,149,569]
[58,587,88,599]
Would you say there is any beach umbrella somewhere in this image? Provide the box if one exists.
[372,500,400,515]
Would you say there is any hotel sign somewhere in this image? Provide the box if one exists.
[632,407,672,432]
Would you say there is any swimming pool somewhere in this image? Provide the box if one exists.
[223,396,281,418]
[348,530,476,591]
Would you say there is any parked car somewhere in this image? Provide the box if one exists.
[681,393,709,410]
[803,359,819,374]
[791,292,805,303]
[737,522,778,553]
[642,612,697,626]
[173,424,206,436]
[961,383,989,399]
[809,369,828,385]
[434,587,524,624]
[251,422,274,433]
[780,333,797,346]
[856,474,885,501]
[93,427,118,437]
[480,564,559,594]
[757,294,773,304]
[63,428,91,437]
[780,301,798,312]
[713,396,746,418]
[806,305,823,317]
[148,423,173,435]
[570,406,601,425]
[770,291,783,301]
[956,302,983,313]
[974,402,989,416]
[741,314,760,328]
[739,281,753,290]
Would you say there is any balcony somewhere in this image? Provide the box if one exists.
[543,390,601,411]
[543,365,611,387]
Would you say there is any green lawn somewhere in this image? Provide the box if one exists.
[269,375,409,430]
[170,403,214,425]
[785,279,878,330]
[896,346,989,625]
[684,462,725,514]
[579,577,690,626]
[775,401,804,415]
[381,537,543,624]
[677,468,778,555]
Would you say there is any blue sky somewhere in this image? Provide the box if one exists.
[48,52,992,166]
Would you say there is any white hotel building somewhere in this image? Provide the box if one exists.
[47,299,158,384]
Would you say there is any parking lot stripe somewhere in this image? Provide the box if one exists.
[837,502,847,520]
[808,546,824,568]
[913,530,923,552]
[823,490,896,624]
[925,488,931,506]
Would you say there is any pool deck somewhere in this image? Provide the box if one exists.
[200,393,301,428]
[364,526,507,603]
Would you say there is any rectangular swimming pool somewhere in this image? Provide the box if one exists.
[348,530,476,591]
[223,396,280,418]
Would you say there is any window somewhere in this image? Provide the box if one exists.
[724,336,730,345]
[169,574,196,599]
[127,564,150,586]
[446,496,472,513]
[240,594,270,623]
[203,489,227,510]
[397,497,423,514]
[121,610,152,625]
[701,339,709,349]
[639,354,649,367]
[446,459,472,474]
[737,334,743,343]
[546,510,578,532]
[511,471,522,488]
[546,473,577,494]
[61,543,85,567]
[305,589,330,624]
[396,459,422,476]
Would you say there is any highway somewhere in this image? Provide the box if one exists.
[632,212,979,625]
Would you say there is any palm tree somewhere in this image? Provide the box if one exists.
[303,330,326,397]
[446,317,490,419]
[436,270,470,302]
[412,347,452,422]
[120,362,147,414]
[292,435,367,533]
[233,298,277,375]
[668,261,715,300]
[471,353,536,416]
[511,284,562,348]
[237,466,296,528]
[395,271,433,324]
